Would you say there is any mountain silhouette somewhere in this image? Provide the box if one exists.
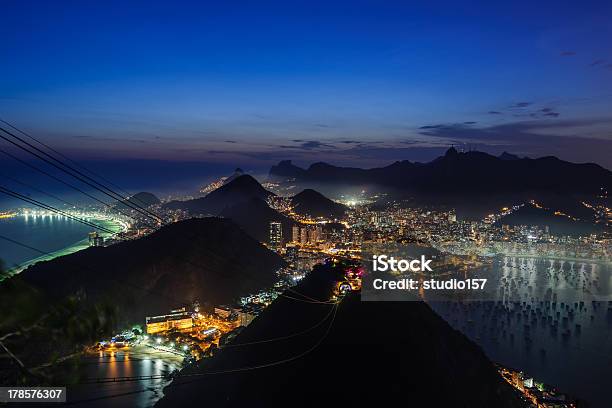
[157,261,525,407]
[498,151,520,161]
[497,202,603,236]
[270,149,611,195]
[290,189,347,219]
[6,218,285,324]
[220,197,296,243]
[165,174,274,215]
[223,168,245,185]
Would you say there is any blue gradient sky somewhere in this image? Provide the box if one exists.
[2,0,612,169]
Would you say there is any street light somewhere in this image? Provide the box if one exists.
[156,337,162,344]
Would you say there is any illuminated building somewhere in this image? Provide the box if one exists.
[214,305,233,319]
[145,312,193,334]
[300,228,308,245]
[308,225,322,243]
[285,244,298,265]
[269,221,282,250]
[88,231,104,247]
[292,225,300,243]
[236,307,257,327]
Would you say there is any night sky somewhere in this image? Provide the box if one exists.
[2,1,612,169]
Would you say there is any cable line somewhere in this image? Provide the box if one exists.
[0,125,161,223]
[0,148,136,221]
[0,186,116,234]
[222,301,337,348]
[0,172,78,209]
[0,118,147,208]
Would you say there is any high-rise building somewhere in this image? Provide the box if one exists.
[307,225,322,243]
[300,227,308,245]
[292,225,300,243]
[307,227,315,243]
[269,221,282,250]
[314,225,323,242]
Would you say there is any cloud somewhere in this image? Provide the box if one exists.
[419,122,475,132]
[300,140,336,149]
[560,51,576,56]
[124,118,612,170]
[535,108,560,117]
[71,135,149,143]
[488,111,502,115]
[224,140,237,143]
[590,59,606,67]
[277,140,338,150]
[511,102,532,108]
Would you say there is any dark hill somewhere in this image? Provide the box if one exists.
[290,189,347,219]
[224,168,245,185]
[11,218,285,323]
[219,197,296,243]
[497,203,602,236]
[165,175,274,215]
[157,262,525,407]
[113,191,160,211]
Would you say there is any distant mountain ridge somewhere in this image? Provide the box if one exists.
[270,148,612,195]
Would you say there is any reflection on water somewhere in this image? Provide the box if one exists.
[67,346,183,407]
[0,214,124,273]
[430,256,612,408]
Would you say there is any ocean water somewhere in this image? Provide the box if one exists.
[0,214,121,271]
[65,346,183,407]
[429,256,612,408]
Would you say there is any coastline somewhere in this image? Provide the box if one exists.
[6,216,126,276]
